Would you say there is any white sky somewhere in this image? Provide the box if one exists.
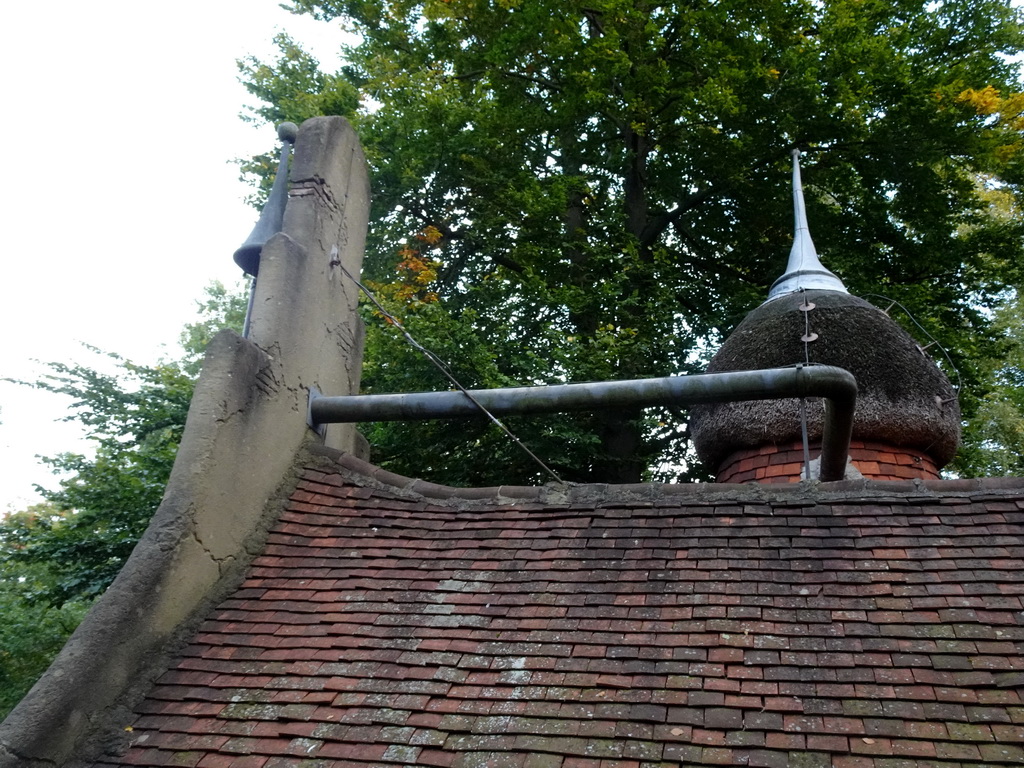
[0,1,345,511]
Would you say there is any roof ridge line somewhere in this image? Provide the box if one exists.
[303,444,1024,506]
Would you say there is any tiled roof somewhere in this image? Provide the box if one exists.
[92,457,1024,768]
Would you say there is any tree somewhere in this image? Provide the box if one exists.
[0,505,89,719]
[953,288,1024,476]
[241,0,1024,484]
[0,284,245,711]
[178,279,250,375]
[0,282,246,608]
[0,353,193,606]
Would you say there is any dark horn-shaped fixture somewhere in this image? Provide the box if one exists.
[234,122,299,277]
[236,122,298,338]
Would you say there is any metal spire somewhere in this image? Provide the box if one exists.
[766,149,848,301]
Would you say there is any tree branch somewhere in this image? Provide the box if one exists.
[640,186,718,247]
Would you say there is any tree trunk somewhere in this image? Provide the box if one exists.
[587,123,652,483]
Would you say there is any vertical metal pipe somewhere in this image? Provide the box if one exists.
[242,277,256,339]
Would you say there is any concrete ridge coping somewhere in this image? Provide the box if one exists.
[0,116,373,768]
[309,443,1024,508]
[0,333,308,767]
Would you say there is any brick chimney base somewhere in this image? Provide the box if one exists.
[717,439,941,484]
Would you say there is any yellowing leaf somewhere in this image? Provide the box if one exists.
[957,85,1001,115]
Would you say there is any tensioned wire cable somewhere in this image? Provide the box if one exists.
[337,262,564,484]
[863,293,963,400]
[799,289,814,480]
[792,291,959,481]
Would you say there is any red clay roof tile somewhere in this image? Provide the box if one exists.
[89,464,1024,767]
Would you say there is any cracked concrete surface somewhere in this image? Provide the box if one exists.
[0,117,371,768]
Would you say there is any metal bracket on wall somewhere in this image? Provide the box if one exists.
[306,386,327,439]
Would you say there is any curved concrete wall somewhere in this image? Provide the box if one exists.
[0,116,369,767]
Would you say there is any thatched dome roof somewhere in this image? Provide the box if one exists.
[690,289,961,471]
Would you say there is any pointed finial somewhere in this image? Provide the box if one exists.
[766,149,848,301]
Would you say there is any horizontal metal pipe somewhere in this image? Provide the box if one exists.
[310,365,857,482]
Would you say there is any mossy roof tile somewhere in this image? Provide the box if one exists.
[96,463,1024,768]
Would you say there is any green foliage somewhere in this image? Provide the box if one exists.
[952,289,1024,476]
[179,280,250,374]
[0,504,88,718]
[358,281,696,483]
[0,282,245,608]
[236,33,361,202]
[1,352,193,606]
[238,33,360,126]
[242,0,1024,483]
[0,282,244,714]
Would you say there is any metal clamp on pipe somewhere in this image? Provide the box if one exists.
[309,365,857,482]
